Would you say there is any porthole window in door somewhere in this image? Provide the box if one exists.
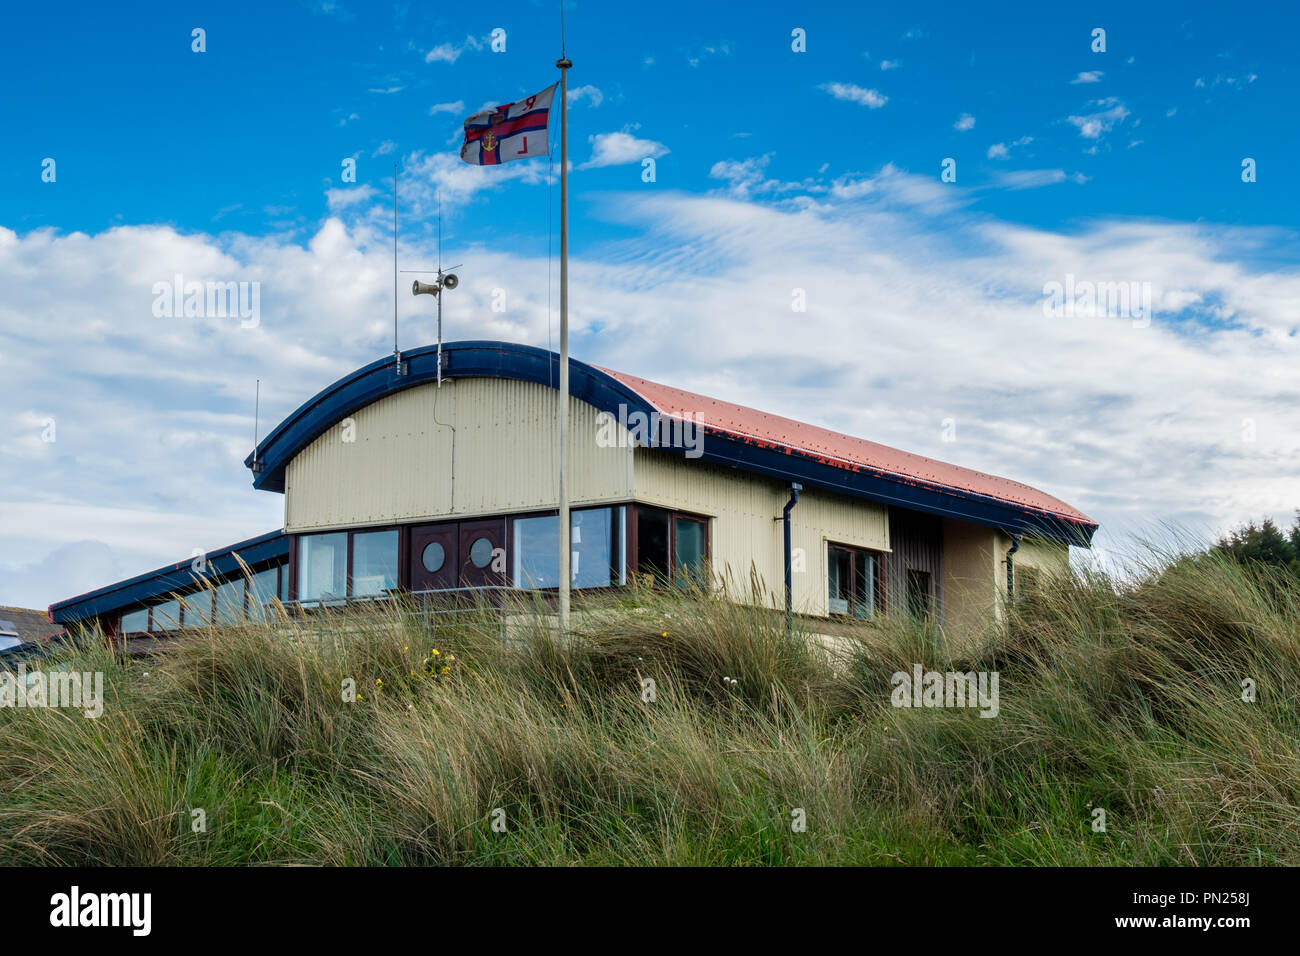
[469,536,494,569]
[422,541,446,573]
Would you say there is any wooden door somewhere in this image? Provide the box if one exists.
[457,519,507,588]
[409,523,458,593]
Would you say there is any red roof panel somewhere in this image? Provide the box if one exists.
[600,367,1095,528]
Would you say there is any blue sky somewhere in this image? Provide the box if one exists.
[4,0,1294,239]
[2,0,1299,608]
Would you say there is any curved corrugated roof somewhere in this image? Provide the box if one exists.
[243,341,1096,545]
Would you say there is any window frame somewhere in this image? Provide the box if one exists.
[905,568,934,621]
[507,504,627,592]
[349,527,402,598]
[628,504,712,588]
[292,527,408,603]
[826,541,887,620]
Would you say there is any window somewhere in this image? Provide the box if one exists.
[422,541,446,573]
[121,607,149,634]
[469,536,494,569]
[512,507,625,590]
[906,569,933,620]
[513,515,557,588]
[182,590,213,628]
[635,508,671,584]
[828,547,853,615]
[634,507,707,587]
[298,533,347,603]
[673,516,707,587]
[827,544,883,619]
[352,530,399,597]
[152,599,182,631]
[214,577,246,624]
[250,565,281,617]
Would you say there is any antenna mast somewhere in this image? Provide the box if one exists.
[251,379,263,474]
[393,164,406,375]
[409,190,460,386]
[437,190,443,385]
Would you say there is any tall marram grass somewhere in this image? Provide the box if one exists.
[2,549,1298,865]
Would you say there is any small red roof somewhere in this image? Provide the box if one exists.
[600,367,1095,528]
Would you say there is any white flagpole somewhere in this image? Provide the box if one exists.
[557,53,572,631]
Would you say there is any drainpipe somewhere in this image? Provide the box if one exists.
[781,483,802,636]
[1005,533,1022,600]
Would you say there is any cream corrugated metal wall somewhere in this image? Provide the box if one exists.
[284,377,634,531]
[631,451,888,615]
[940,520,1070,645]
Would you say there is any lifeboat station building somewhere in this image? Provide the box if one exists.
[49,341,1097,640]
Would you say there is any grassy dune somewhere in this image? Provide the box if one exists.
[2,551,1298,866]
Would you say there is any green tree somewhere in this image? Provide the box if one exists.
[1215,512,1300,575]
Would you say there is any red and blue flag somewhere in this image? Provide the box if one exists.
[460,84,557,166]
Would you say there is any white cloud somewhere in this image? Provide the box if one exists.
[425,35,485,64]
[398,149,550,215]
[709,154,827,199]
[567,85,604,107]
[368,85,404,94]
[820,82,888,108]
[954,113,976,131]
[580,129,669,170]
[987,137,1030,160]
[1068,98,1131,139]
[709,155,772,195]
[686,42,732,68]
[1071,71,1104,84]
[429,100,465,116]
[880,60,901,70]
[993,169,1068,190]
[325,184,378,211]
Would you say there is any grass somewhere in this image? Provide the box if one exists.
[1,549,1298,865]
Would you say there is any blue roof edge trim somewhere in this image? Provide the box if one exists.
[244,340,1094,547]
[49,529,288,623]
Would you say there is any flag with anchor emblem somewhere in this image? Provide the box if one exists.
[460,84,557,166]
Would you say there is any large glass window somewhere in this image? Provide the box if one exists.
[214,577,246,624]
[513,515,558,588]
[152,599,182,631]
[352,530,399,597]
[182,591,212,627]
[573,508,621,588]
[121,607,148,633]
[827,545,882,619]
[512,507,624,590]
[250,565,281,617]
[298,534,347,603]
